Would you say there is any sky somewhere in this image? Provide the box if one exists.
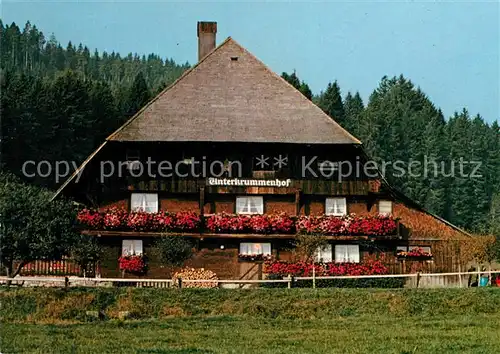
[2,0,499,123]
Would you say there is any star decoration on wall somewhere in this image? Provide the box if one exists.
[274,155,288,168]
[255,155,269,169]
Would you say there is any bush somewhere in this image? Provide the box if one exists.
[293,278,405,288]
[261,274,405,288]
[152,236,193,266]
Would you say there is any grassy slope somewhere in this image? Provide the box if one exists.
[2,288,500,353]
[3,315,500,353]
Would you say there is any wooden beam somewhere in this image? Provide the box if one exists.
[199,187,205,216]
[295,189,301,215]
[82,230,402,241]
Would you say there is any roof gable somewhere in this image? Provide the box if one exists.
[109,38,360,144]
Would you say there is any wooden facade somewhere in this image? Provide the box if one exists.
[54,22,469,280]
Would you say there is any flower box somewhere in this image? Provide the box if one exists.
[78,209,399,237]
[238,254,271,262]
[118,255,147,274]
[397,247,433,260]
[263,257,390,277]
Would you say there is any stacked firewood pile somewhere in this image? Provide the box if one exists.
[172,267,219,288]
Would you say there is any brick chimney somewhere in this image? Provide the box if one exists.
[197,21,217,61]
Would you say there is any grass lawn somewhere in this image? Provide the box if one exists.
[2,314,500,353]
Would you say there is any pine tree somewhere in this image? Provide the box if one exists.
[489,192,500,261]
[446,109,476,228]
[281,71,312,100]
[317,81,345,126]
[344,91,364,135]
[124,71,151,118]
[89,80,120,144]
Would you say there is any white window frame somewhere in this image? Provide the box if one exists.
[325,198,347,216]
[334,244,360,263]
[236,196,264,215]
[122,239,143,256]
[318,160,338,175]
[398,245,431,254]
[125,149,141,171]
[314,244,333,263]
[239,242,271,255]
[378,200,393,215]
[131,193,158,213]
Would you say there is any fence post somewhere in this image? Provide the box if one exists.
[177,277,182,289]
[287,275,291,289]
[64,276,69,289]
[416,272,421,288]
[312,264,316,289]
[458,263,463,288]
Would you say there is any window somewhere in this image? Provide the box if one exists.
[314,244,333,263]
[236,196,264,214]
[125,149,141,171]
[397,245,431,254]
[378,200,393,215]
[335,245,360,263]
[122,240,143,256]
[325,198,347,216]
[318,160,338,175]
[131,193,158,213]
[239,243,271,255]
[126,149,140,161]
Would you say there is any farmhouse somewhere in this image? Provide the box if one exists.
[53,22,470,280]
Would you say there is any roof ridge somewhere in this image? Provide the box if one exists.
[106,37,234,141]
[227,38,362,145]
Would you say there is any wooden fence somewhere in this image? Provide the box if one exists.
[15,259,96,277]
[1,270,499,289]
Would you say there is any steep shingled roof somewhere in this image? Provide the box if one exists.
[108,37,360,144]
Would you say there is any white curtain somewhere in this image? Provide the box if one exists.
[122,240,143,255]
[326,198,347,216]
[239,242,271,255]
[335,244,360,263]
[315,244,333,262]
[131,193,158,213]
[236,196,263,214]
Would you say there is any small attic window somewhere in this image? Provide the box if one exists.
[230,56,239,61]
